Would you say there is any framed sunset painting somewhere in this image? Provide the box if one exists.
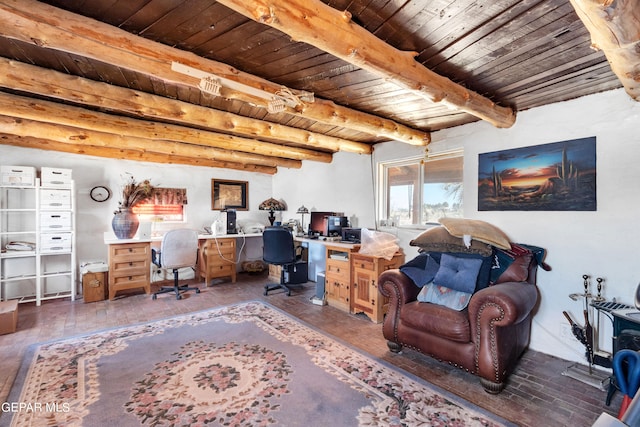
[478,137,596,211]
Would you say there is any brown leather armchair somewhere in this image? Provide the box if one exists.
[378,254,540,393]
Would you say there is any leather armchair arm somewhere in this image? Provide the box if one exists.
[468,281,539,391]
[468,281,538,327]
[378,270,421,306]
[378,270,421,345]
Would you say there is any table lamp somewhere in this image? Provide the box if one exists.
[259,197,286,225]
[296,205,309,233]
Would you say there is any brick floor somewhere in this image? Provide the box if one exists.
[0,273,621,426]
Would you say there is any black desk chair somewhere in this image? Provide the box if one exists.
[263,226,307,296]
[152,229,201,300]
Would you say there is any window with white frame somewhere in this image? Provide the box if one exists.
[380,154,463,226]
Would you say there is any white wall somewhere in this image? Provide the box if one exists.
[0,151,273,264]
[2,87,638,364]
[272,151,377,230]
[372,88,640,363]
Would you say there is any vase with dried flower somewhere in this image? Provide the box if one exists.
[112,175,154,239]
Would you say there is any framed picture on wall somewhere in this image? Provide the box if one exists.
[211,179,248,210]
[478,136,597,211]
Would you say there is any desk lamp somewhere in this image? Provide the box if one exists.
[259,198,286,225]
[296,205,309,234]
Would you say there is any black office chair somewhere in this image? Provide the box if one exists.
[263,226,307,296]
[152,229,201,300]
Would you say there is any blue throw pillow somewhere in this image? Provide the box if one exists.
[433,253,483,294]
[417,283,473,311]
[400,254,440,287]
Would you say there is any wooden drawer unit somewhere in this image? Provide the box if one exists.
[324,245,356,312]
[108,242,151,300]
[351,251,405,323]
[198,238,236,285]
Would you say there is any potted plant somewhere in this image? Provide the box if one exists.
[112,174,154,239]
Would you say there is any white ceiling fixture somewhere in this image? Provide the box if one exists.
[171,62,314,114]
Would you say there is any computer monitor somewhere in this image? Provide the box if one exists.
[309,211,334,236]
[326,216,348,237]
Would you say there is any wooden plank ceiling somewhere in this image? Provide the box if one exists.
[0,0,625,174]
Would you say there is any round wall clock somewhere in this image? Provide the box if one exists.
[90,185,112,202]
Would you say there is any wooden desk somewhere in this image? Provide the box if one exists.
[294,237,404,322]
[104,232,262,298]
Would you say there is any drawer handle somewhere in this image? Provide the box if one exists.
[129,262,133,266]
[128,276,132,280]
[128,248,133,252]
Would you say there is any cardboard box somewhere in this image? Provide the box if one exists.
[40,211,72,231]
[1,165,35,187]
[0,300,18,335]
[40,233,72,253]
[40,167,72,187]
[40,189,72,210]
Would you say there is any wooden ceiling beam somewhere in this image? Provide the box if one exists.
[0,58,371,156]
[217,0,516,129]
[0,0,429,145]
[0,91,332,164]
[569,0,640,101]
[0,134,277,174]
[0,115,301,169]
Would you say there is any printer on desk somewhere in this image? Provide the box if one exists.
[341,227,361,243]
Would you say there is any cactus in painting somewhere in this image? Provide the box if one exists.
[492,165,502,196]
[556,146,579,189]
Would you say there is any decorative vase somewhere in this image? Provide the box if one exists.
[112,208,139,239]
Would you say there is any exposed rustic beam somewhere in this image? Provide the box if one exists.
[569,0,640,100]
[0,58,371,155]
[217,0,516,128]
[0,134,277,174]
[0,92,332,164]
[0,115,302,169]
[0,0,429,145]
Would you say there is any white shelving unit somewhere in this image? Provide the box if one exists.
[0,177,76,306]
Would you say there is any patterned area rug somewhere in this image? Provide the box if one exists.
[2,301,514,426]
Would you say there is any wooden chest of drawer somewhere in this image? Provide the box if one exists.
[198,238,237,285]
[351,251,404,323]
[108,242,151,300]
[324,246,354,312]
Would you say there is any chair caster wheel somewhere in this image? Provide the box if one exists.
[196,288,200,294]
[287,291,291,296]
[176,294,182,300]
[264,290,268,296]
[152,294,157,300]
